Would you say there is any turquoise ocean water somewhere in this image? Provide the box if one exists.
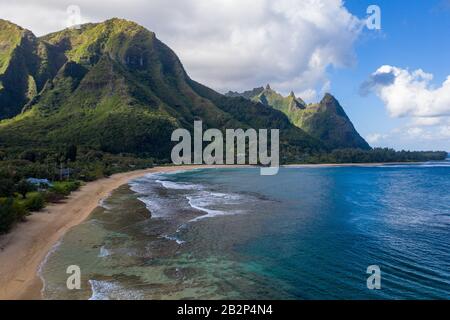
[40,160,450,299]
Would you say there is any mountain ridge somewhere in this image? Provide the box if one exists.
[226,86,371,150]
[0,18,325,162]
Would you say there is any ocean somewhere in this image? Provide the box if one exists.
[40,161,450,299]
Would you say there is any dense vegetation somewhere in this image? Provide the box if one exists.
[303,148,447,164]
[0,144,154,234]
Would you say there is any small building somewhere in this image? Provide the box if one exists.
[26,178,53,189]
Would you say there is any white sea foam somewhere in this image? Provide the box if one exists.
[38,239,63,297]
[131,171,251,222]
[137,196,165,218]
[156,179,203,190]
[131,172,206,218]
[129,181,149,194]
[89,280,143,300]
[187,191,244,222]
[98,193,112,210]
[129,173,162,194]
[162,168,204,176]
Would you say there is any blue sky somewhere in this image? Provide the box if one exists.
[330,0,450,150]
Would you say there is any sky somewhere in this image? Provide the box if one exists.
[0,0,449,151]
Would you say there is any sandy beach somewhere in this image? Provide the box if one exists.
[0,165,239,300]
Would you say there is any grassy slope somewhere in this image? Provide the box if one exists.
[0,19,66,120]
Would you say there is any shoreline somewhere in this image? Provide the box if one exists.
[0,161,433,300]
[284,161,432,167]
[0,165,234,300]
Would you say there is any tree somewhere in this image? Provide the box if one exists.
[16,179,35,199]
[0,198,16,234]
[65,144,78,162]
[0,178,15,197]
[20,150,38,162]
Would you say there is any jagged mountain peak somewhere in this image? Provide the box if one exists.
[43,18,150,40]
[227,85,306,109]
[0,19,29,32]
[227,86,371,150]
[320,92,340,105]
[40,19,158,69]
[0,19,23,32]
[104,17,143,27]
[318,93,349,118]
[225,87,264,99]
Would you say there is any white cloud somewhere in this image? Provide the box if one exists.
[367,120,450,150]
[297,89,318,102]
[410,117,442,126]
[365,133,387,144]
[0,0,363,98]
[439,125,450,138]
[361,65,450,150]
[363,65,450,118]
[406,127,424,138]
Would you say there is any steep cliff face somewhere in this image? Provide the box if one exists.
[0,20,38,119]
[297,94,371,150]
[0,19,66,120]
[227,86,371,150]
[0,19,324,161]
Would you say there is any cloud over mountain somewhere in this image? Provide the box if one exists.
[0,0,363,97]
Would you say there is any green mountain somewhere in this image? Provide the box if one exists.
[227,85,371,150]
[0,18,324,162]
[0,20,68,120]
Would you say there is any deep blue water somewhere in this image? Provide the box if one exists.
[42,161,450,299]
[165,163,450,299]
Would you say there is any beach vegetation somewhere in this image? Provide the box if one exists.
[0,197,27,234]
[0,144,157,234]
[23,192,45,211]
[50,181,81,196]
[16,179,36,199]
